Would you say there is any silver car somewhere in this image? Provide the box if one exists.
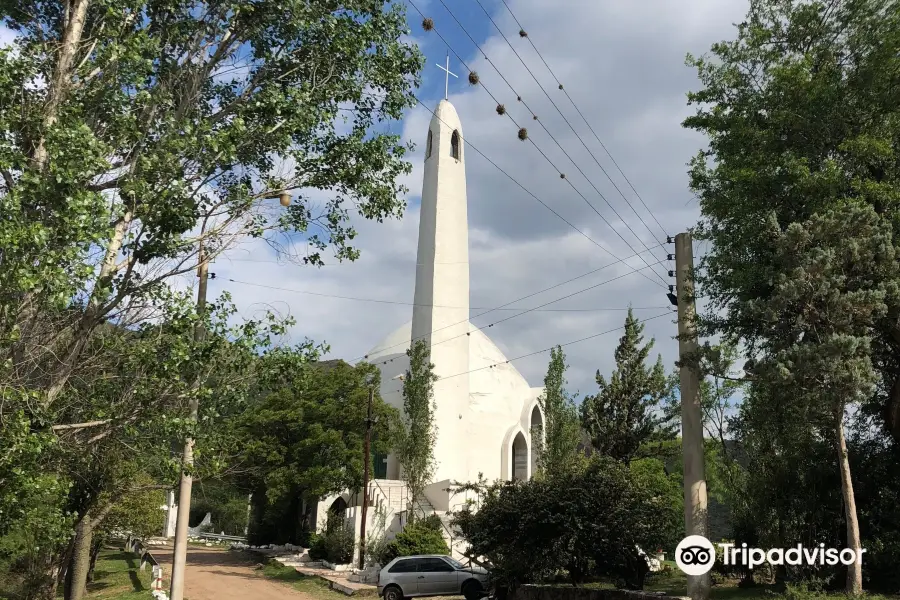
[377,555,489,600]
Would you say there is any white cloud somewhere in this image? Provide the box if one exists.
[205,0,748,396]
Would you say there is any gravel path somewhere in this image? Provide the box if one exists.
[154,545,318,600]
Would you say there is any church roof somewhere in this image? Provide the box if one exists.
[366,320,540,398]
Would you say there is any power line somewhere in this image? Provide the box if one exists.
[469,0,666,251]
[356,256,667,365]
[497,0,670,240]
[431,0,668,285]
[226,277,669,312]
[218,257,469,266]
[413,94,665,289]
[407,0,668,286]
[377,309,674,394]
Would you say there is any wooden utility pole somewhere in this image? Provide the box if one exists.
[358,384,375,569]
[674,232,710,600]
[169,243,210,600]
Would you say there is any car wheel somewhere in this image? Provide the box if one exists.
[462,579,484,600]
[383,584,404,600]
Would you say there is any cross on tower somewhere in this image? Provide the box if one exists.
[436,52,457,100]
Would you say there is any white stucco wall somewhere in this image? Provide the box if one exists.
[367,321,544,488]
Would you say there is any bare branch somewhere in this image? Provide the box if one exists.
[51,419,112,431]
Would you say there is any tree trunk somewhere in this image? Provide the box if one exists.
[885,376,900,445]
[54,536,76,600]
[87,536,103,582]
[65,517,94,600]
[834,406,863,596]
[32,0,91,168]
[45,211,133,405]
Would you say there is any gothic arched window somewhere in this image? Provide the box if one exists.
[425,129,433,159]
[450,130,460,160]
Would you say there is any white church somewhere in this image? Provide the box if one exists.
[313,97,546,559]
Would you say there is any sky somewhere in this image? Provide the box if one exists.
[1,0,751,399]
[210,0,749,398]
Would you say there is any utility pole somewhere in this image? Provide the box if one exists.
[673,232,710,600]
[169,241,210,600]
[358,382,375,569]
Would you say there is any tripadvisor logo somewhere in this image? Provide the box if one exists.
[675,536,866,576]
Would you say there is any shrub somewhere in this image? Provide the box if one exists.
[308,533,327,561]
[378,518,449,564]
[324,525,355,564]
[451,456,681,596]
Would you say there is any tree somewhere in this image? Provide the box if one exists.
[1,0,422,407]
[396,340,438,520]
[534,346,582,478]
[1,2,421,594]
[683,0,900,593]
[581,309,673,462]
[237,360,400,544]
[0,292,318,600]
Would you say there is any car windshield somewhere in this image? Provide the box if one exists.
[442,557,465,570]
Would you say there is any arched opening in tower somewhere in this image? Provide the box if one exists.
[450,130,460,160]
[512,432,528,481]
[425,129,433,159]
[530,405,544,478]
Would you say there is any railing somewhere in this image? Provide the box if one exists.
[124,536,164,592]
[371,479,407,512]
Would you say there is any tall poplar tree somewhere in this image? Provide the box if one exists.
[535,346,582,478]
[580,309,672,463]
[397,340,438,521]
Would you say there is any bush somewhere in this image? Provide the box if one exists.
[451,456,681,595]
[378,518,449,564]
[323,525,355,564]
[308,533,327,560]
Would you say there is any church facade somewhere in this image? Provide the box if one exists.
[314,99,545,560]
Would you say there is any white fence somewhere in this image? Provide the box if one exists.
[124,536,164,593]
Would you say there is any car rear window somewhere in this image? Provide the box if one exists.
[388,559,418,573]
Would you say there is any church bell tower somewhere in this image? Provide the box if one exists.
[411,99,470,484]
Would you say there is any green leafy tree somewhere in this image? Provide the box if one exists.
[535,346,582,478]
[0,0,423,408]
[396,340,438,520]
[3,293,318,600]
[452,456,681,597]
[237,360,400,544]
[581,309,673,462]
[683,1,900,592]
[1,1,421,594]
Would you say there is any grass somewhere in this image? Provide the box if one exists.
[82,549,153,600]
[258,560,360,599]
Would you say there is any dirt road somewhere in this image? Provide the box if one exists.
[155,545,319,600]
